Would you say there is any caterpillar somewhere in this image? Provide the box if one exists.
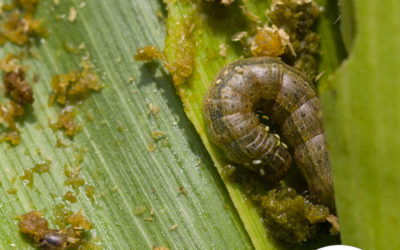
[203,57,335,211]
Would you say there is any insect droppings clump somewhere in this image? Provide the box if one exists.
[18,209,91,249]
[135,17,195,86]
[250,0,321,78]
[0,0,48,46]
[253,186,334,244]
[267,0,321,77]
[49,57,102,137]
[49,58,102,106]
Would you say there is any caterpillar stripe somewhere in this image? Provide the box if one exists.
[203,57,335,210]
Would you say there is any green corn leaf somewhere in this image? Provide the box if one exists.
[0,0,252,248]
[163,0,344,249]
[321,0,400,249]
[3,0,388,249]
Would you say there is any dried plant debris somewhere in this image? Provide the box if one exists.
[49,58,102,106]
[49,106,82,137]
[0,0,46,145]
[18,209,91,249]
[223,162,338,244]
[49,57,102,137]
[20,160,52,188]
[243,0,321,78]
[3,67,34,104]
[0,100,24,144]
[253,186,338,244]
[1,54,34,105]
[0,0,47,46]
[262,0,321,78]
[0,54,34,144]
[64,165,85,190]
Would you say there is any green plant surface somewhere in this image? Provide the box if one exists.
[320,0,400,249]
[163,0,344,249]
[5,0,392,249]
[0,0,253,248]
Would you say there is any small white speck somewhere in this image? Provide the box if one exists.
[79,2,87,8]
[259,168,265,175]
[215,79,222,85]
[234,66,244,74]
[252,159,262,165]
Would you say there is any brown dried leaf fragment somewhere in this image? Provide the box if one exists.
[1,54,34,105]
[3,68,34,105]
[0,54,34,145]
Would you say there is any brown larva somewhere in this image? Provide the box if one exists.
[203,57,335,211]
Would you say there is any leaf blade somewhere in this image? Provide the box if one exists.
[0,0,252,248]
